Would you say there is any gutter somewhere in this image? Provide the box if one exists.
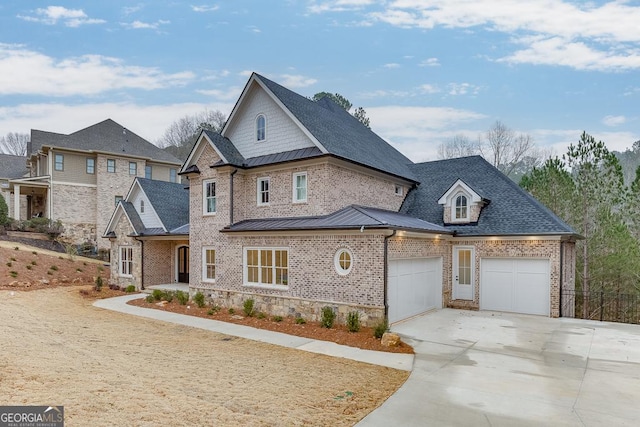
[559,241,564,317]
[383,230,397,321]
[134,237,145,290]
[230,168,238,226]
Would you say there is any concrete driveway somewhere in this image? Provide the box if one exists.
[357,309,640,426]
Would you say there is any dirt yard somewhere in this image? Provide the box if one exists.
[0,286,409,426]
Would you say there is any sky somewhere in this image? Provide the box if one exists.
[1,0,639,162]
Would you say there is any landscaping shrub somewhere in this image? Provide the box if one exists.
[10,271,17,278]
[125,284,136,293]
[50,265,58,271]
[272,315,283,322]
[373,318,389,339]
[321,306,336,329]
[193,291,206,308]
[163,291,174,303]
[295,317,306,325]
[243,298,255,317]
[152,289,164,301]
[145,295,154,303]
[228,308,235,314]
[175,290,189,305]
[0,194,7,226]
[25,264,32,270]
[207,306,220,316]
[95,276,103,291]
[256,312,266,319]
[346,311,361,332]
[6,262,11,267]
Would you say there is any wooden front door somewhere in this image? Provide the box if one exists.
[177,246,189,283]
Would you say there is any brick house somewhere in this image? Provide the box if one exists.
[107,73,578,325]
[7,119,182,253]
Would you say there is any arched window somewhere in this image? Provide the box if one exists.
[256,114,266,141]
[455,194,468,220]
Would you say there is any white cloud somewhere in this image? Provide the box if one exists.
[196,86,243,101]
[18,6,106,27]
[308,0,376,14]
[122,6,143,15]
[419,57,440,67]
[603,115,626,127]
[419,84,439,94]
[121,20,170,30]
[384,63,400,68]
[447,82,481,96]
[278,74,317,88]
[531,128,639,154]
[191,5,220,13]
[0,44,194,96]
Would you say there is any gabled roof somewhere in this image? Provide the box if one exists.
[136,178,189,233]
[400,156,577,237]
[30,119,181,164]
[0,154,28,179]
[223,205,450,234]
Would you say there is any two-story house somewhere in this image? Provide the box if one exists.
[105,73,578,325]
[0,154,29,221]
[8,119,182,253]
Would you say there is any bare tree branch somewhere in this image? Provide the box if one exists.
[0,132,29,156]
[437,134,477,159]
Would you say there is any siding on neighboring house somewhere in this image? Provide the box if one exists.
[51,150,98,185]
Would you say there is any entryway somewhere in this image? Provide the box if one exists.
[177,245,189,283]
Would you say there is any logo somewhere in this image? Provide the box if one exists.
[0,406,64,427]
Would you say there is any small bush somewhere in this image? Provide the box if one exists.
[97,266,104,272]
[373,318,389,339]
[346,311,361,333]
[32,251,37,255]
[10,257,16,262]
[65,244,77,260]
[193,292,206,308]
[47,270,52,275]
[95,276,103,291]
[31,260,37,266]
[125,285,136,293]
[25,265,32,270]
[256,312,266,319]
[145,295,154,303]
[295,317,306,325]
[76,268,83,272]
[207,305,221,316]
[6,262,11,267]
[321,306,336,329]
[163,292,174,303]
[50,265,58,271]
[175,290,189,305]
[207,308,215,315]
[228,308,235,315]
[243,298,255,317]
[10,271,17,278]
[272,315,283,322]
[152,289,164,301]
[83,262,87,266]
[14,247,19,251]
[58,256,63,260]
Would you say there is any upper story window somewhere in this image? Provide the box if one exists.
[140,200,145,213]
[145,165,152,179]
[256,114,266,142]
[293,172,307,203]
[170,168,177,183]
[114,195,123,207]
[203,179,216,215]
[454,193,469,220]
[107,159,116,173]
[257,177,270,205]
[394,185,403,196]
[129,162,137,176]
[86,158,95,174]
[54,154,64,171]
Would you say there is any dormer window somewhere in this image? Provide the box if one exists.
[256,114,266,142]
[454,194,468,220]
[140,200,145,213]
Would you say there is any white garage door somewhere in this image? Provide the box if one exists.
[388,258,442,323]
[480,258,550,316]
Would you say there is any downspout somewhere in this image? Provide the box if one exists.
[559,241,564,317]
[135,237,145,290]
[383,229,397,321]
[229,169,238,226]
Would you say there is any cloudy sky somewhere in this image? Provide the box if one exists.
[1,1,639,161]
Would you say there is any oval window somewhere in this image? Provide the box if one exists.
[334,249,353,275]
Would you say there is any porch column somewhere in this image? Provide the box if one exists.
[13,184,20,219]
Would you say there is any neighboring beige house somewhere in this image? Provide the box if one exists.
[0,154,29,220]
[8,119,182,253]
[106,73,579,325]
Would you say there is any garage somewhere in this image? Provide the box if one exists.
[480,258,550,316]
[388,257,442,323]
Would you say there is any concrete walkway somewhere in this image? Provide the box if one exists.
[93,294,414,371]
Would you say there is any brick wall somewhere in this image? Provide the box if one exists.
[108,214,141,289]
[143,240,188,287]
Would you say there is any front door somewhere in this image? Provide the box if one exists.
[177,246,189,283]
[453,247,474,300]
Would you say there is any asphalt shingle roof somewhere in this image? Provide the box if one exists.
[254,74,417,182]
[0,154,28,179]
[400,156,576,236]
[30,119,181,164]
[224,205,449,233]
[202,130,245,166]
[136,178,189,233]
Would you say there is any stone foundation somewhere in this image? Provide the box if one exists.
[191,286,385,327]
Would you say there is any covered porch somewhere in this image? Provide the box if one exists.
[8,176,50,220]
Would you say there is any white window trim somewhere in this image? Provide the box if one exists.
[451,191,470,223]
[256,114,267,142]
[292,172,307,203]
[129,161,137,176]
[202,179,216,216]
[54,154,64,171]
[119,246,133,277]
[140,200,145,213]
[257,177,270,206]
[145,165,152,179]
[86,158,95,174]
[202,247,216,283]
[394,184,403,196]
[243,247,289,289]
[107,159,116,173]
[334,248,353,276]
[170,168,177,183]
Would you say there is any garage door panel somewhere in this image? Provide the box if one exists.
[389,258,442,323]
[481,258,550,316]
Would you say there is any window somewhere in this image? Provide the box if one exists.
[202,248,216,281]
[293,172,307,203]
[54,154,64,171]
[256,114,266,142]
[86,158,95,174]
[334,249,353,275]
[129,162,137,176]
[140,200,145,213]
[394,185,403,196]
[245,248,288,286]
[257,177,270,205]
[107,159,116,173]
[145,165,152,179]
[119,246,133,276]
[454,194,469,220]
[203,179,216,214]
[170,168,177,183]
[114,195,123,207]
